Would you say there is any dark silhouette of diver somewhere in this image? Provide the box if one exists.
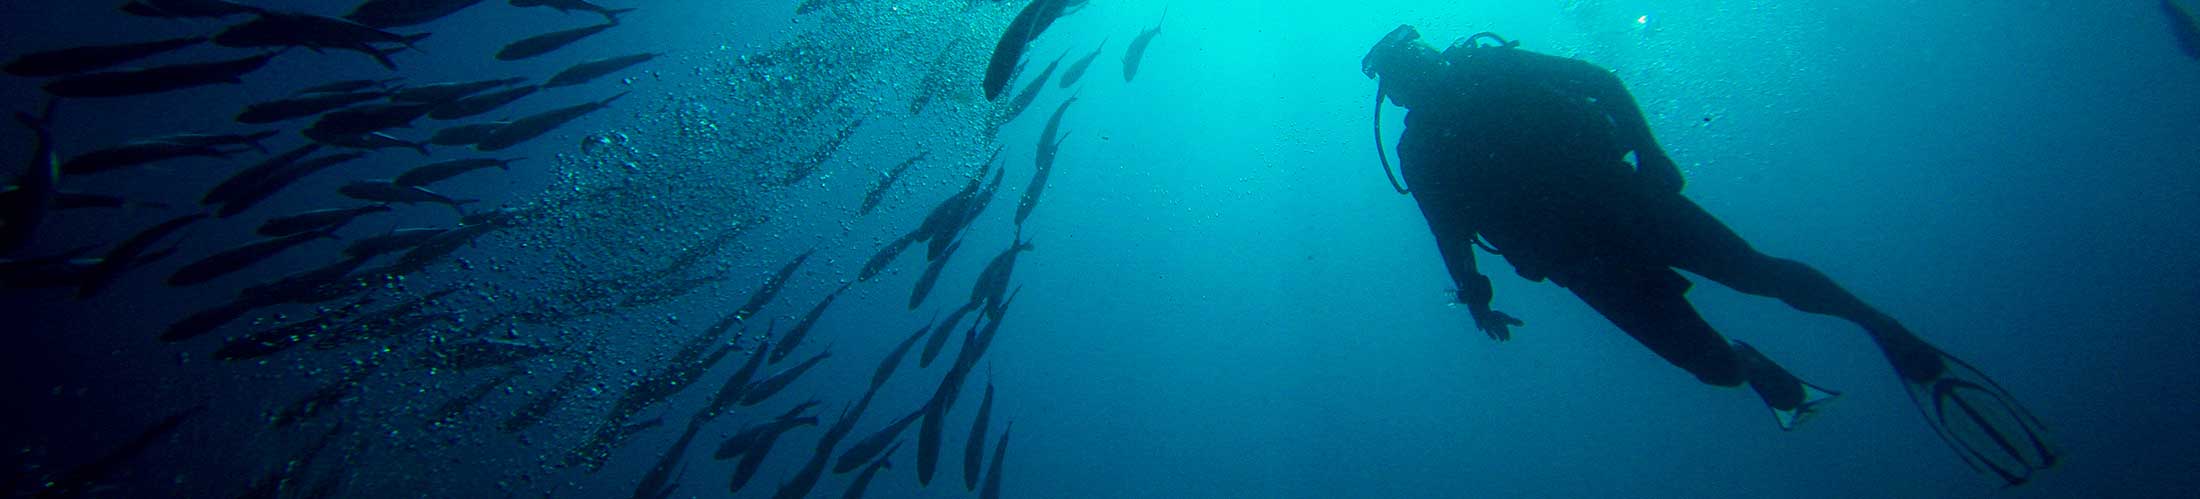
[1359,25,2056,486]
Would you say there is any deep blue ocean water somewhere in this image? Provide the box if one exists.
[2,1,2196,497]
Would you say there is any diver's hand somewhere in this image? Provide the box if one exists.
[1469,306,1523,342]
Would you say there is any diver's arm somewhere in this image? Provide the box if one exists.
[1411,194,1521,341]
[1577,63,1683,194]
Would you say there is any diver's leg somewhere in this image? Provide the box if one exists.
[1638,194,1931,375]
[1559,266,1744,387]
[1563,266,1840,428]
[1642,195,2055,479]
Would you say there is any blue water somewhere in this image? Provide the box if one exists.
[3,0,2196,497]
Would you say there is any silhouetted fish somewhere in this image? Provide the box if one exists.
[395,157,521,187]
[921,301,978,368]
[214,11,426,69]
[544,52,659,88]
[839,440,898,498]
[202,143,321,205]
[61,139,241,176]
[167,230,335,286]
[428,121,511,146]
[235,255,374,306]
[700,337,773,419]
[258,205,391,237]
[80,214,205,299]
[511,0,636,21]
[294,77,404,95]
[1057,39,1106,88]
[999,50,1065,123]
[307,101,437,137]
[3,36,208,77]
[121,0,264,19]
[346,0,487,28]
[857,232,917,282]
[737,249,812,320]
[393,77,526,104]
[236,89,392,124]
[474,92,626,151]
[217,151,371,218]
[740,349,830,406]
[860,150,926,216]
[304,130,430,156]
[871,317,931,389]
[1018,93,1077,225]
[1122,8,1167,81]
[978,422,1012,499]
[970,236,1034,318]
[42,52,279,98]
[338,180,477,214]
[496,22,618,61]
[770,282,852,363]
[834,407,919,474]
[429,86,537,120]
[52,192,168,211]
[963,380,995,490]
[982,0,1088,100]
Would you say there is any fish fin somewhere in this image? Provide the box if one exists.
[368,47,399,71]
[603,8,638,21]
[409,141,430,156]
[449,199,479,218]
[241,132,275,153]
[399,33,432,52]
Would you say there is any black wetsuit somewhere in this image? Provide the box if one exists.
[1394,44,1909,387]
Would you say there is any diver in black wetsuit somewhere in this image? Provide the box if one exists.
[1358,25,2056,485]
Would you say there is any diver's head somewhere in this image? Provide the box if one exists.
[1361,25,1443,108]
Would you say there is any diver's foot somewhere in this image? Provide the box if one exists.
[1732,340,1842,430]
[1768,381,1842,431]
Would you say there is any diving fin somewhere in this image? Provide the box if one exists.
[1878,335,2058,486]
[1734,340,1841,431]
[1770,379,1840,431]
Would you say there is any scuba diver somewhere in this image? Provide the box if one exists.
[1358,25,2056,485]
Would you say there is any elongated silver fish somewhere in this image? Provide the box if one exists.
[429,86,537,120]
[1122,8,1167,82]
[496,22,617,61]
[544,52,658,88]
[4,36,208,77]
[166,230,335,286]
[43,52,279,98]
[474,92,625,151]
